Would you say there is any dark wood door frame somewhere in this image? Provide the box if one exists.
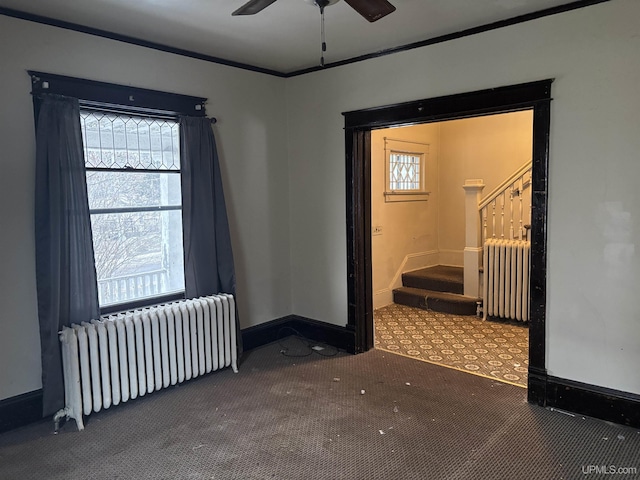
[342,80,552,405]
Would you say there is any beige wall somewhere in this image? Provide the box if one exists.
[438,111,533,258]
[286,0,640,395]
[371,124,440,308]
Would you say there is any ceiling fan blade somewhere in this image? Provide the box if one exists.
[232,0,279,16]
[343,0,395,22]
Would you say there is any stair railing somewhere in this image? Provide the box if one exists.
[462,161,532,298]
[478,161,532,245]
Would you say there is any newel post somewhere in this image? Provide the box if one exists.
[462,179,485,298]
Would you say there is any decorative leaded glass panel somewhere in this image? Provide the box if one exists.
[389,152,421,190]
[80,112,180,170]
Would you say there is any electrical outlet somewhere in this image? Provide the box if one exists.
[372,226,383,236]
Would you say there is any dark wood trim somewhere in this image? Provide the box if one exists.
[288,316,357,354]
[343,81,552,129]
[241,315,296,351]
[342,80,552,378]
[545,376,640,429]
[345,130,373,353]
[2,1,608,78]
[527,366,548,406]
[241,315,356,353]
[29,70,208,118]
[99,292,186,316]
[1,8,285,78]
[528,99,551,372]
[0,390,44,434]
[287,0,610,77]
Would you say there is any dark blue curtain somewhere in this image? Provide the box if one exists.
[180,117,241,353]
[34,96,100,416]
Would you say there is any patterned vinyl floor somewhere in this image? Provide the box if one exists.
[374,303,529,387]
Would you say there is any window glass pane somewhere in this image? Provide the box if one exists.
[86,171,181,209]
[390,152,421,190]
[80,112,180,170]
[92,210,185,306]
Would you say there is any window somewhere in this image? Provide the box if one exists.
[389,152,422,190]
[384,138,430,202]
[81,111,185,309]
[30,71,215,316]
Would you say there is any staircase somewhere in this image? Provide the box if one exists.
[393,265,479,316]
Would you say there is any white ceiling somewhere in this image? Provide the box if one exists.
[0,0,583,74]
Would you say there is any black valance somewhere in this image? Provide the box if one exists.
[29,70,208,119]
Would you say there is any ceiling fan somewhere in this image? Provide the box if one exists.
[232,0,396,23]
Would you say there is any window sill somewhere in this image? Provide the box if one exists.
[100,291,186,315]
[384,191,430,203]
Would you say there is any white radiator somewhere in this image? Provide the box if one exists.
[482,239,530,322]
[55,294,238,431]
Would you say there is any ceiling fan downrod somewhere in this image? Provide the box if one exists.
[316,0,330,67]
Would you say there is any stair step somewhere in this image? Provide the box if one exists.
[402,265,464,294]
[393,287,479,316]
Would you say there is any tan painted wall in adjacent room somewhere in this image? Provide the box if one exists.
[371,124,440,308]
[438,111,533,263]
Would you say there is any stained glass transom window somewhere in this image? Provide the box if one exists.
[80,112,180,171]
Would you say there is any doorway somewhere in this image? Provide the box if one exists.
[342,80,552,405]
[371,112,532,387]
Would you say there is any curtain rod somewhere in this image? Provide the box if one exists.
[29,71,214,120]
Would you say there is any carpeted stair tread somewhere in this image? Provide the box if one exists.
[402,265,464,294]
[393,286,479,316]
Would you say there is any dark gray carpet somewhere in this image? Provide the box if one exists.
[1,338,639,480]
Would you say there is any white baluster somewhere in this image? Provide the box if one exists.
[500,194,505,238]
[509,183,514,240]
[519,177,524,239]
[492,200,496,238]
[482,207,487,245]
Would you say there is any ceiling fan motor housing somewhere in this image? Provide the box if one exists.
[304,0,340,8]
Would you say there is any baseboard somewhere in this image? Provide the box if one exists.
[437,249,464,267]
[241,315,296,351]
[527,367,640,429]
[386,250,440,294]
[527,366,547,406]
[373,288,393,310]
[242,315,356,354]
[545,376,640,429]
[0,389,44,434]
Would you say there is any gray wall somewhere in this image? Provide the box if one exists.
[286,0,640,395]
[0,16,291,400]
[1,0,639,402]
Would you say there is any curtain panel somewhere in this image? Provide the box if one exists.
[180,117,241,353]
[34,96,100,416]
